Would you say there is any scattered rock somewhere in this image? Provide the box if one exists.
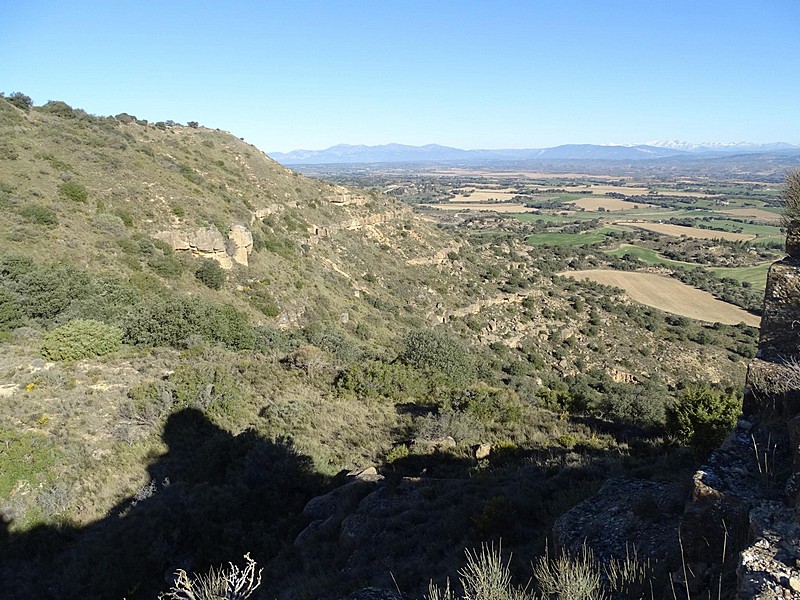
[474,443,492,460]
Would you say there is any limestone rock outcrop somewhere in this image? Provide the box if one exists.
[154,224,254,269]
[228,224,253,266]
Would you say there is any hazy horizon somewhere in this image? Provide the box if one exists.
[3,1,799,153]
[270,140,800,154]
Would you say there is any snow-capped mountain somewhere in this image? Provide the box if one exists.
[643,140,800,153]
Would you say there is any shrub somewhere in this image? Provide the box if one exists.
[58,180,88,203]
[666,385,741,455]
[41,319,122,361]
[93,213,126,236]
[40,100,77,118]
[159,553,261,600]
[124,297,254,350]
[0,287,23,331]
[336,359,427,401]
[19,204,58,226]
[195,258,225,290]
[401,329,475,387]
[246,284,280,317]
[428,543,529,600]
[303,323,362,366]
[532,544,603,600]
[148,255,184,279]
[5,92,33,110]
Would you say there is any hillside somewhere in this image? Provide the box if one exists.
[0,97,763,599]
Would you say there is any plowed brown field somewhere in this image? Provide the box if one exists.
[560,269,760,326]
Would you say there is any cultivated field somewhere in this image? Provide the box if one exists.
[560,269,761,326]
[422,202,536,213]
[449,189,519,202]
[569,197,657,211]
[619,222,756,241]
[721,208,781,221]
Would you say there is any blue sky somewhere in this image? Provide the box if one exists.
[2,1,799,152]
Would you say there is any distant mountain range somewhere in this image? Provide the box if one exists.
[269,142,800,165]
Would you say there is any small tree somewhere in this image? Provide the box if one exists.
[195,258,225,290]
[5,92,33,110]
[667,385,741,455]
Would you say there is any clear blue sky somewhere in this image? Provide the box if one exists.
[2,1,799,152]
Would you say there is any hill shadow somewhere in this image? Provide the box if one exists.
[0,408,327,599]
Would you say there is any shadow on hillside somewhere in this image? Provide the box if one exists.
[0,408,326,599]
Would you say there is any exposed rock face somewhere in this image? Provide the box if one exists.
[738,502,800,599]
[757,258,800,360]
[786,219,800,258]
[553,477,683,564]
[227,224,253,266]
[326,185,369,206]
[155,224,254,269]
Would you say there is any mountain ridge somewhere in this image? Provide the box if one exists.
[270,141,800,165]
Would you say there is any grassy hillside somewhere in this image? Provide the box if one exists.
[0,97,759,598]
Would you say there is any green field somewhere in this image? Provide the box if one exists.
[605,244,695,269]
[709,263,771,289]
[512,212,602,224]
[524,225,624,246]
[605,244,771,289]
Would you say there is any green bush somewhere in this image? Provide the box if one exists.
[19,204,58,226]
[148,255,184,279]
[195,258,225,290]
[93,213,126,236]
[41,319,122,361]
[124,297,254,350]
[5,92,33,111]
[667,385,741,455]
[0,287,23,331]
[40,100,77,118]
[58,180,88,203]
[336,359,427,401]
[400,329,476,387]
[245,283,280,317]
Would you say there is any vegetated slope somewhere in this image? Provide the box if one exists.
[561,269,761,326]
[0,97,759,599]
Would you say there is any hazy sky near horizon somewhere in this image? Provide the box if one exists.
[2,1,799,153]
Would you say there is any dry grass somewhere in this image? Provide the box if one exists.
[619,222,756,242]
[559,269,761,326]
